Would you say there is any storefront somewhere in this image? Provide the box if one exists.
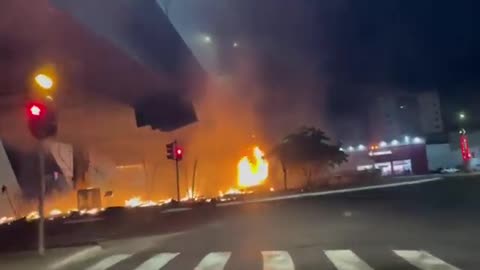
[342,137,429,176]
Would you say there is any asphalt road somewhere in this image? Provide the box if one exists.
[3,176,480,269]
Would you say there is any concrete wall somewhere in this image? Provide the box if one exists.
[426,143,462,171]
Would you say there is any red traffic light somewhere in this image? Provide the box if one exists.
[175,146,183,160]
[29,105,42,116]
[25,101,57,140]
[27,103,45,117]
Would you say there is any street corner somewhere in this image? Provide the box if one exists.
[0,245,102,270]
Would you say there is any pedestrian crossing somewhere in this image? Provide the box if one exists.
[79,249,462,270]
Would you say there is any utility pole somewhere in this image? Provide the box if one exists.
[175,155,180,201]
[38,141,46,255]
[191,159,198,197]
[166,140,183,202]
[27,71,57,255]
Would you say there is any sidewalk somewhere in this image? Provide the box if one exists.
[0,245,101,270]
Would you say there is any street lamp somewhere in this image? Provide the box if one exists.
[203,35,212,44]
[458,112,466,120]
[34,74,53,90]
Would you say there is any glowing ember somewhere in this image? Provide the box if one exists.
[26,211,40,221]
[49,209,62,217]
[0,216,15,225]
[79,208,101,215]
[139,200,157,207]
[125,197,143,208]
[86,208,100,215]
[125,196,164,208]
[225,188,243,195]
[237,146,269,188]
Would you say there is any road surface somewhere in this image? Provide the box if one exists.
[2,176,480,269]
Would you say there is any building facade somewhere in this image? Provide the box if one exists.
[339,136,429,176]
[368,91,443,141]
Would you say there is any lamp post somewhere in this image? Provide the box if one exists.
[32,72,55,255]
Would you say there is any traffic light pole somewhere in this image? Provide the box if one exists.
[38,140,46,255]
[175,158,180,202]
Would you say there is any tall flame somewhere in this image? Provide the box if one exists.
[237,146,269,188]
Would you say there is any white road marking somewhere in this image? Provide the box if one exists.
[262,251,295,270]
[324,250,374,270]
[85,254,132,270]
[218,177,442,206]
[194,252,231,270]
[394,250,461,270]
[134,253,179,270]
[48,246,102,270]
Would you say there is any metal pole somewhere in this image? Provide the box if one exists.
[191,159,198,197]
[38,141,46,255]
[175,159,180,201]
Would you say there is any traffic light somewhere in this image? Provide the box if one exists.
[166,142,175,160]
[26,101,57,140]
[175,146,183,161]
[166,141,184,161]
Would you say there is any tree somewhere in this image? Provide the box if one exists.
[270,126,348,189]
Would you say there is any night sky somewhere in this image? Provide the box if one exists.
[167,0,480,131]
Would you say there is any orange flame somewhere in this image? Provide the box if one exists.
[237,146,269,188]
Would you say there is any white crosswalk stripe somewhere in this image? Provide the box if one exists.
[394,250,461,270]
[262,251,295,270]
[324,250,374,270]
[194,252,231,270]
[77,249,464,270]
[85,254,132,270]
[134,253,179,270]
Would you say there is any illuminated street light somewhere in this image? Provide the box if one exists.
[348,146,355,152]
[34,74,53,90]
[459,112,466,120]
[357,144,366,151]
[413,137,423,144]
[404,135,410,143]
[391,139,399,146]
[233,41,239,48]
[203,35,212,43]
[379,141,387,147]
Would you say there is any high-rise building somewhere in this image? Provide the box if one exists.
[368,91,443,141]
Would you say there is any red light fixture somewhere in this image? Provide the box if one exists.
[175,146,183,160]
[29,105,42,116]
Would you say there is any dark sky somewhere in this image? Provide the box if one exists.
[167,0,480,125]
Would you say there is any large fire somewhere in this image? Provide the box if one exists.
[237,146,269,188]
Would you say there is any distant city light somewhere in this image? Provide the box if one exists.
[379,141,387,147]
[391,139,399,146]
[413,137,423,144]
[233,41,239,47]
[358,144,366,151]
